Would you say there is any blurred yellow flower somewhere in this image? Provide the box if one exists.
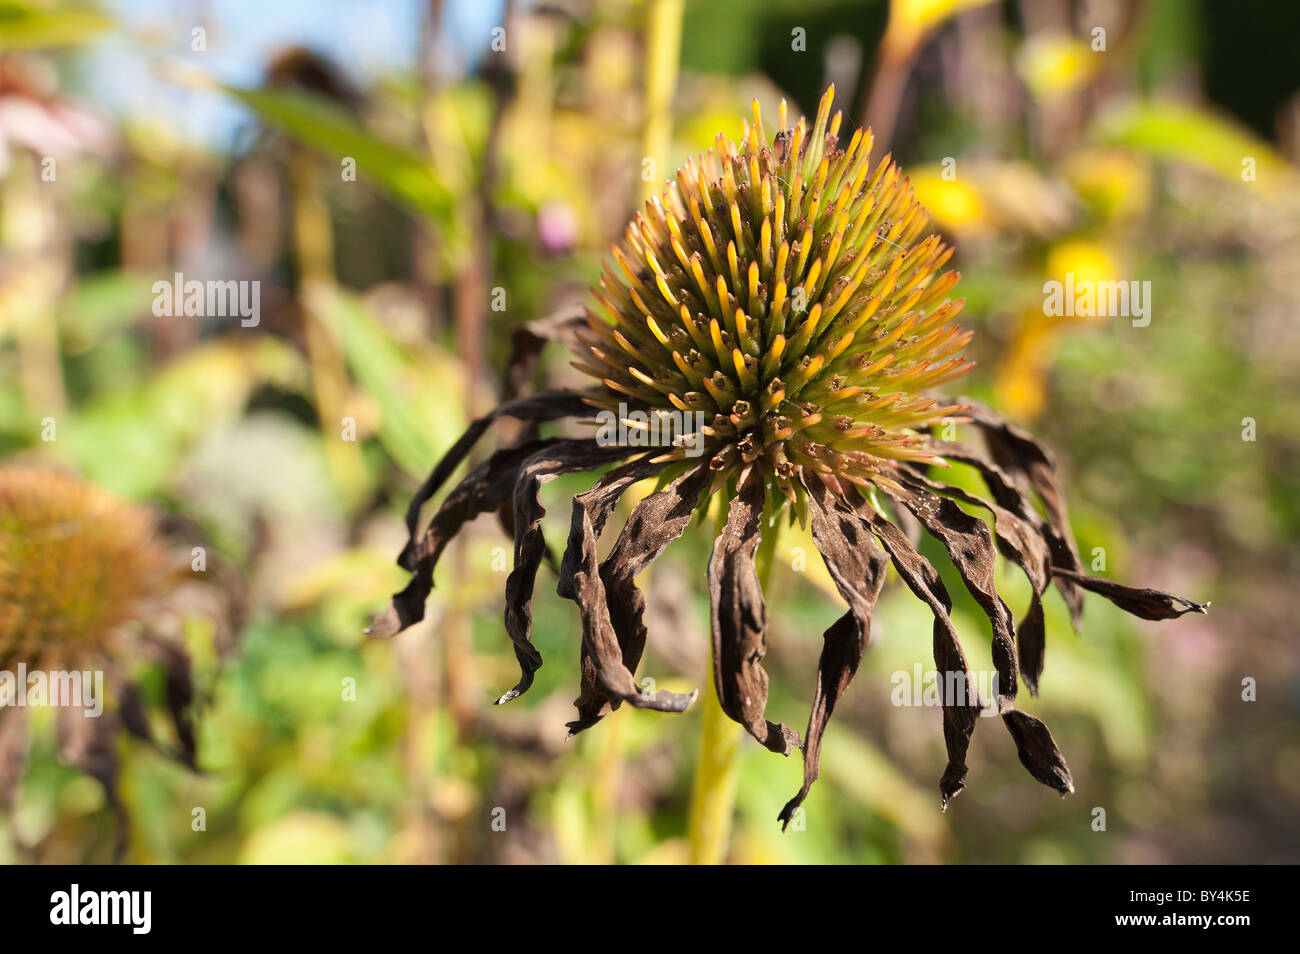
[1016,34,1099,101]
[1062,148,1153,224]
[912,173,987,233]
[883,0,997,61]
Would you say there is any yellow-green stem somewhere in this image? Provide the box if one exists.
[641,0,683,203]
[687,498,781,864]
[289,151,366,509]
[686,675,743,864]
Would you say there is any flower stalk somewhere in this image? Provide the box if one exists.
[687,498,780,863]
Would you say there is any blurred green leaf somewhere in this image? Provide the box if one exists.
[306,282,465,478]
[0,0,112,49]
[56,271,156,353]
[58,338,303,498]
[218,84,458,245]
[1093,101,1293,186]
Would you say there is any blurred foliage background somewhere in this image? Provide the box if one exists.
[1,0,1298,864]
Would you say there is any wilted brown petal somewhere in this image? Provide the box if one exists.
[556,455,664,600]
[398,391,592,570]
[496,315,595,514]
[1002,708,1075,795]
[902,467,1051,694]
[116,678,156,746]
[779,479,889,828]
[369,437,560,639]
[556,457,656,731]
[878,478,1019,703]
[1014,598,1047,698]
[157,640,198,769]
[1051,567,1209,620]
[503,308,588,402]
[877,476,1074,797]
[707,474,801,756]
[597,465,714,720]
[854,497,980,808]
[498,440,630,705]
[112,653,203,768]
[930,439,1068,684]
[946,397,1088,628]
[558,458,705,735]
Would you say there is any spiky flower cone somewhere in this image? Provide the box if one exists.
[0,467,172,668]
[0,466,233,858]
[375,86,1207,825]
[578,86,970,499]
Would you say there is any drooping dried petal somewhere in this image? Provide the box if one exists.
[708,474,801,755]
[498,440,631,705]
[877,477,1073,796]
[879,480,1019,700]
[941,444,1064,676]
[157,640,198,769]
[554,455,661,600]
[498,316,595,529]
[1051,567,1209,620]
[778,479,888,828]
[929,433,1207,686]
[116,677,157,746]
[902,466,1052,694]
[1001,708,1074,795]
[595,464,714,719]
[1014,597,1047,698]
[397,391,592,571]
[954,398,1088,627]
[854,497,980,807]
[559,459,705,735]
[503,308,589,402]
[370,436,563,638]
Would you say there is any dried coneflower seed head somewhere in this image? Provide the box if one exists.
[374,86,1207,827]
[0,467,172,668]
[0,466,230,858]
[577,85,971,499]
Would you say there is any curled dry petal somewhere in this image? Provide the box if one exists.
[1051,567,1209,620]
[878,480,1019,702]
[369,438,559,638]
[854,496,980,807]
[498,313,595,523]
[493,444,626,707]
[157,639,198,770]
[901,466,1051,694]
[593,465,712,720]
[779,479,888,828]
[397,391,592,572]
[708,474,801,756]
[878,477,1075,797]
[503,308,590,402]
[1002,709,1075,795]
[558,459,706,734]
[499,440,631,705]
[951,397,1089,627]
[116,678,156,745]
